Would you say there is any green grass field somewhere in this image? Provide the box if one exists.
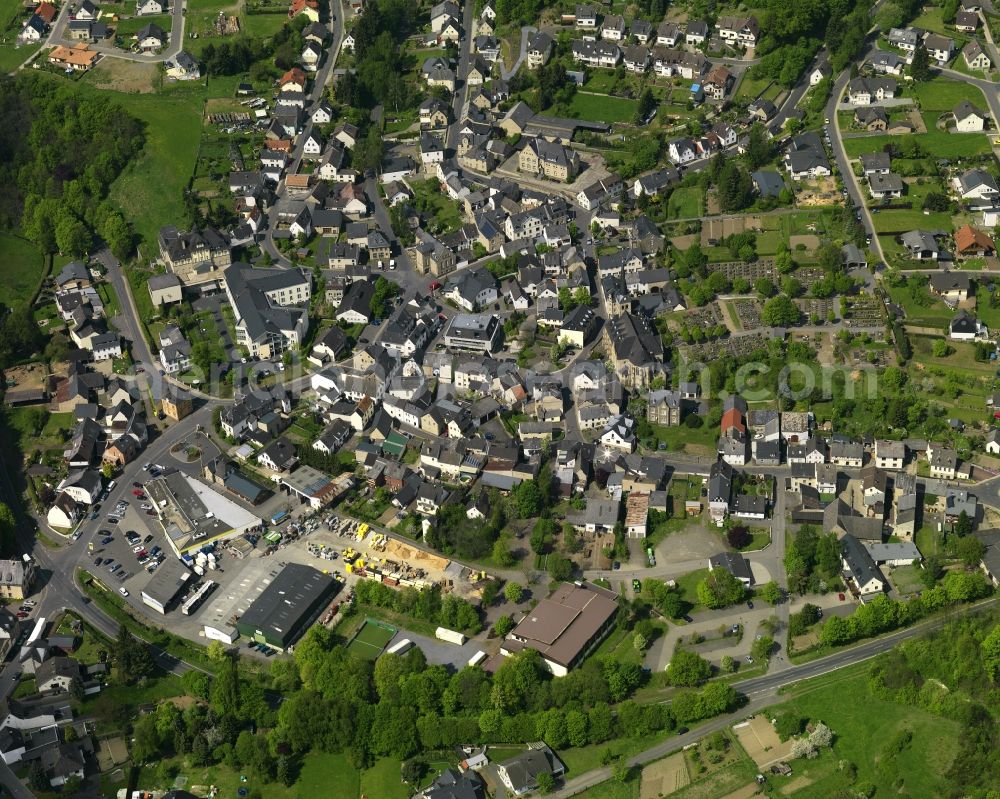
[560,92,638,124]
[241,11,288,38]
[842,126,990,159]
[0,232,44,309]
[0,42,40,71]
[870,207,955,233]
[345,619,397,660]
[105,89,204,250]
[735,75,771,101]
[911,77,988,112]
[887,281,955,327]
[115,14,172,37]
[666,187,703,219]
[359,757,410,799]
[766,668,960,797]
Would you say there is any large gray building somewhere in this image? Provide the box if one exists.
[235,563,338,650]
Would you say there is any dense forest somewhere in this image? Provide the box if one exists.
[0,74,143,260]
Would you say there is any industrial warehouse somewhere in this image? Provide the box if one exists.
[140,558,194,615]
[235,563,340,650]
[145,469,264,555]
[502,581,619,676]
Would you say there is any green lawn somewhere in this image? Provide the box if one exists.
[766,668,960,797]
[409,178,464,235]
[887,279,960,327]
[0,41,40,71]
[674,568,711,612]
[140,750,360,798]
[241,11,288,38]
[666,187,703,219]
[912,78,986,111]
[735,74,771,101]
[870,207,955,234]
[643,421,718,455]
[558,92,638,124]
[0,232,44,309]
[911,7,964,40]
[976,284,1000,329]
[842,126,990,159]
[115,14,172,37]
[359,757,409,799]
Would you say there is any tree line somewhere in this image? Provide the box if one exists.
[1,74,143,261]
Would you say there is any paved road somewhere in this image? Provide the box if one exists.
[827,45,884,265]
[446,0,476,152]
[263,0,345,265]
[46,0,187,62]
[499,25,535,80]
[551,595,1000,797]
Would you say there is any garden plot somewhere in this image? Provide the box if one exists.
[731,715,797,768]
[702,215,766,245]
[640,752,690,799]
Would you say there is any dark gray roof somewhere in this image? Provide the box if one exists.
[841,534,885,591]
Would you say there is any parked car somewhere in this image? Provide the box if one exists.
[119,587,129,597]
[144,535,154,544]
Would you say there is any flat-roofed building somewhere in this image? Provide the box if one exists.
[280,465,353,509]
[443,313,502,354]
[140,558,193,614]
[502,581,618,676]
[145,470,263,556]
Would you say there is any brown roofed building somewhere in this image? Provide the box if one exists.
[48,43,100,71]
[503,581,618,676]
[955,223,995,258]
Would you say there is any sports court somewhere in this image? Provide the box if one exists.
[345,618,397,660]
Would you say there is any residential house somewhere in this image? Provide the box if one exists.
[950,309,985,341]
[854,106,888,132]
[956,168,1000,207]
[716,15,759,48]
[841,534,887,597]
[955,225,995,258]
[900,230,941,260]
[955,99,988,131]
[928,269,972,305]
[847,76,897,105]
[962,39,992,70]
[526,30,553,67]
[868,172,904,200]
[923,33,954,64]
